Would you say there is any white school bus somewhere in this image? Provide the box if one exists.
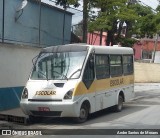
[20,43,134,123]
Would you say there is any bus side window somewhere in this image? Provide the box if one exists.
[110,55,123,77]
[96,55,110,79]
[82,54,95,89]
[123,55,134,75]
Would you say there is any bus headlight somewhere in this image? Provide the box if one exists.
[21,88,28,99]
[64,89,73,100]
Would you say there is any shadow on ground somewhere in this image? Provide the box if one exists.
[23,104,148,127]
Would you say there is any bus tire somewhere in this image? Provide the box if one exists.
[113,95,123,112]
[73,103,89,123]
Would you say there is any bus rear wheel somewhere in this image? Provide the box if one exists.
[73,104,89,123]
[113,95,123,112]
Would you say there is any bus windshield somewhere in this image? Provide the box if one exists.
[31,51,87,80]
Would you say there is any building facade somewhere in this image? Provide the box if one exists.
[87,32,107,46]
[133,39,160,63]
[0,0,72,111]
[0,0,72,46]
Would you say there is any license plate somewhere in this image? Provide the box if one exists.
[38,107,50,111]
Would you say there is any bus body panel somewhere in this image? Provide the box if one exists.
[20,44,134,120]
[25,79,79,100]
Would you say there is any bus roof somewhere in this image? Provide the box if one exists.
[42,43,133,55]
[92,45,133,55]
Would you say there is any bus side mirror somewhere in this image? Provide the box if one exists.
[32,55,39,66]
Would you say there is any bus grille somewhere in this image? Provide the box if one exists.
[30,111,62,117]
[28,99,62,102]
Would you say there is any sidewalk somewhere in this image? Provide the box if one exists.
[0,107,26,117]
[134,83,160,92]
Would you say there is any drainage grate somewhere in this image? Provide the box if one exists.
[0,114,28,125]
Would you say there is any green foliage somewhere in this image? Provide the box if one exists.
[89,0,130,32]
[88,12,112,32]
[88,0,160,46]
[132,4,153,16]
[55,0,80,8]
[119,37,137,47]
[153,12,160,33]
[132,4,158,38]
[117,6,138,21]
[55,0,160,47]
[139,14,157,38]
[156,5,160,13]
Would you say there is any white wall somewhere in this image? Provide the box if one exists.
[135,62,160,83]
[0,43,41,88]
[154,51,160,63]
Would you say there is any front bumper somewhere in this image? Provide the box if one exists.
[20,100,80,117]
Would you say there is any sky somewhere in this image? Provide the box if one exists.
[43,0,159,25]
[140,0,159,9]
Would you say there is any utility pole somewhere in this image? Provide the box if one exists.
[99,7,105,46]
[99,30,103,45]
[152,33,158,63]
[82,0,88,43]
[2,0,5,43]
[38,0,42,47]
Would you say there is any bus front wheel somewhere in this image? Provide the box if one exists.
[73,104,89,123]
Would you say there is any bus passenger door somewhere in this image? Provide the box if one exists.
[82,54,96,112]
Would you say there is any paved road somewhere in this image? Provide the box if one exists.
[0,83,160,137]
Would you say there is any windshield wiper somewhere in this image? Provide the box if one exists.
[69,69,81,79]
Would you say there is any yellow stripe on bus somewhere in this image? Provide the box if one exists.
[73,75,134,96]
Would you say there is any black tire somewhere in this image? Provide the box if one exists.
[73,104,89,123]
[113,95,123,112]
